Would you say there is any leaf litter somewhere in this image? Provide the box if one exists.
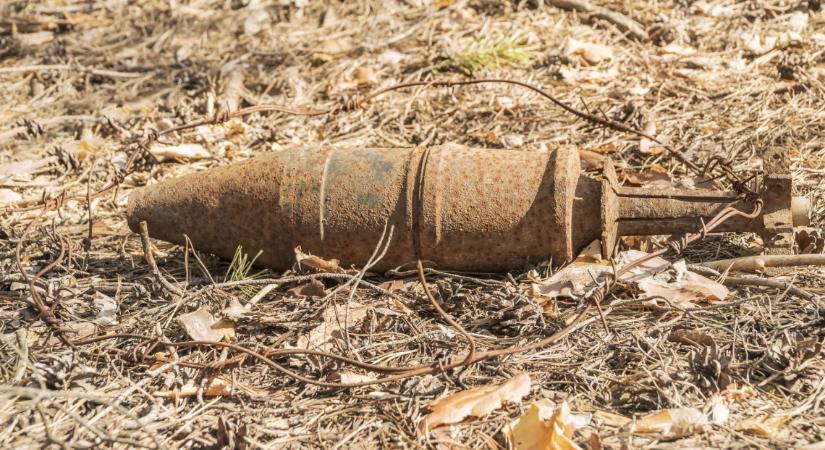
[2,0,824,448]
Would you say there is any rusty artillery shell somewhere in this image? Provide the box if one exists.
[128,145,595,272]
[127,144,807,272]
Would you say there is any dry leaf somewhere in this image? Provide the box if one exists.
[563,38,613,65]
[501,134,525,149]
[378,279,406,293]
[621,171,672,188]
[419,372,531,432]
[149,143,210,161]
[178,308,235,342]
[586,143,617,155]
[743,33,778,55]
[736,415,787,436]
[154,376,233,398]
[294,246,344,273]
[637,260,729,307]
[633,408,706,435]
[336,372,378,384]
[295,302,368,351]
[354,66,380,86]
[508,400,591,450]
[661,44,696,56]
[314,38,352,61]
[592,411,631,428]
[288,279,327,298]
[532,240,610,300]
[221,297,250,319]
[93,292,118,326]
[0,188,23,205]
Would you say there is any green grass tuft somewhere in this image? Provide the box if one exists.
[443,31,536,75]
[223,246,265,295]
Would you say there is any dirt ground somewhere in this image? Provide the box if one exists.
[1,0,824,448]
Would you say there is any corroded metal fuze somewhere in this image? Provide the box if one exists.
[127,144,808,272]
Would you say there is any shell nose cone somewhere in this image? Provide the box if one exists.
[123,153,294,270]
[126,179,194,242]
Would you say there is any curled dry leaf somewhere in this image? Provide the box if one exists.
[563,38,614,65]
[592,411,631,428]
[531,240,610,300]
[288,279,327,298]
[632,408,706,436]
[294,246,344,273]
[149,143,210,161]
[533,248,726,310]
[637,260,728,307]
[736,415,787,436]
[508,400,591,450]
[178,308,235,342]
[419,372,531,432]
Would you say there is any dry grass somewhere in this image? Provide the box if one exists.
[1,0,824,448]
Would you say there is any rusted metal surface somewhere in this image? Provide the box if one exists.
[127,144,808,272]
[129,144,581,271]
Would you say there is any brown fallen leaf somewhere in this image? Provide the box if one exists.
[419,372,531,432]
[353,66,380,86]
[378,279,406,293]
[178,308,235,342]
[667,328,716,348]
[531,240,611,300]
[637,260,728,307]
[563,38,614,65]
[632,408,706,436]
[288,279,327,298]
[592,410,631,428]
[736,415,787,436]
[294,246,344,273]
[508,400,591,450]
[295,302,368,351]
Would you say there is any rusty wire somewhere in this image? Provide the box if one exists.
[9,77,765,388]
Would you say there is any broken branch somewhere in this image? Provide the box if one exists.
[547,0,648,42]
[138,221,183,297]
[698,254,825,273]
